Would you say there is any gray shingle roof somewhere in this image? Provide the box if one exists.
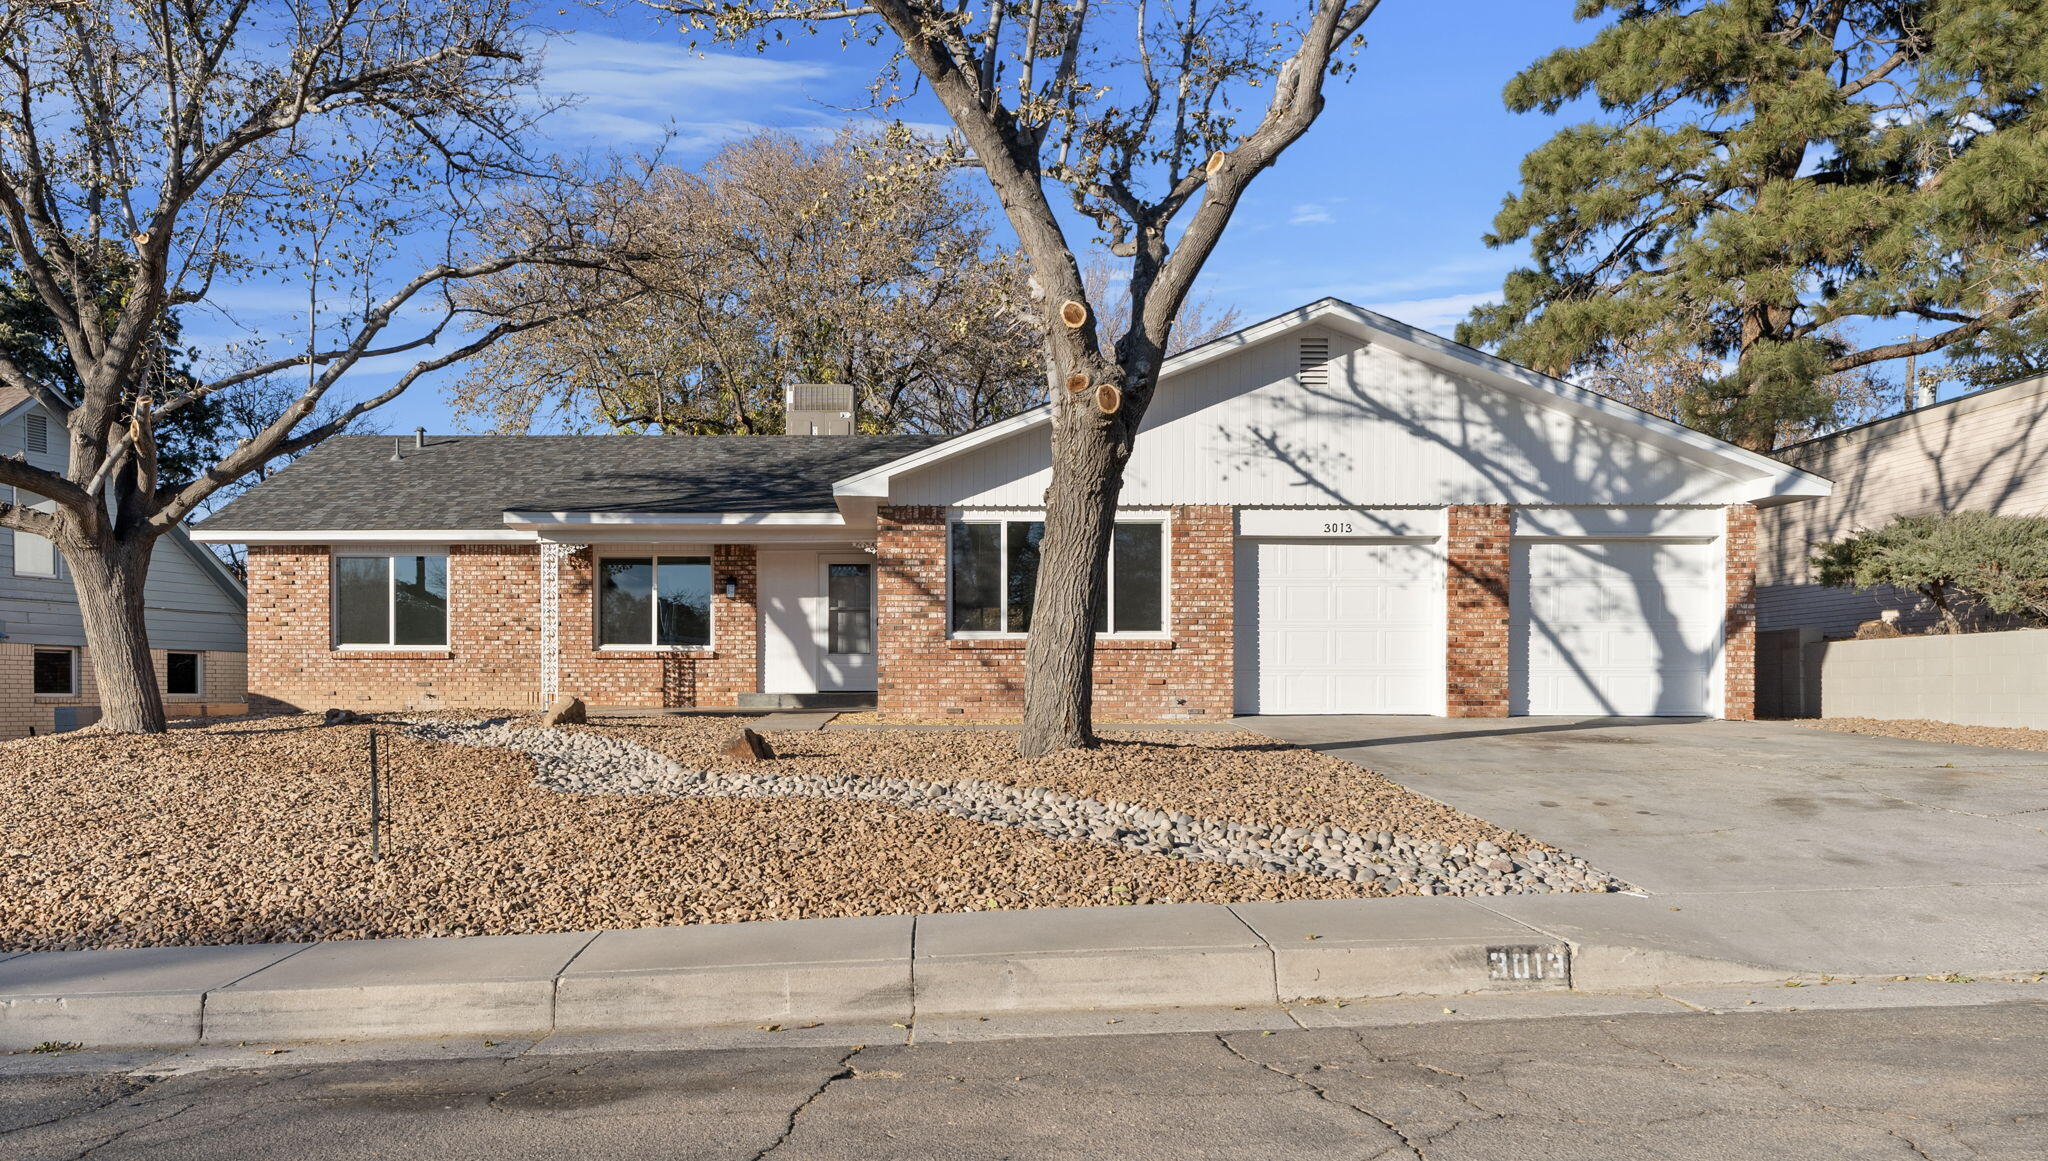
[197,434,942,532]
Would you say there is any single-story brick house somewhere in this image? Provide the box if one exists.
[192,300,1830,720]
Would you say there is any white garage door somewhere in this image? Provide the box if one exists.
[1235,540,1443,715]
[1511,540,1721,716]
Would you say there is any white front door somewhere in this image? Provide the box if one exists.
[1235,539,1445,715]
[758,550,818,694]
[1510,540,1720,716]
[816,558,876,691]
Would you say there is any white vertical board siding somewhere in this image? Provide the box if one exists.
[0,399,245,652]
[1510,540,1722,716]
[1233,539,1445,715]
[890,329,1756,508]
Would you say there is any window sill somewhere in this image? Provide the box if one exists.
[331,648,453,660]
[592,647,718,659]
[948,637,1175,652]
[33,693,82,701]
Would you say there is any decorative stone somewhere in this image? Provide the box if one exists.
[542,695,586,727]
[721,727,775,763]
[395,716,1630,897]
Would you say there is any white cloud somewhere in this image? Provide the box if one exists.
[1288,202,1335,226]
[533,32,836,148]
[1357,291,1498,335]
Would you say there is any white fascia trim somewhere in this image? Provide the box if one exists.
[830,297,1834,506]
[188,528,537,544]
[503,510,847,528]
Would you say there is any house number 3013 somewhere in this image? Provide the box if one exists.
[1323,521,1354,534]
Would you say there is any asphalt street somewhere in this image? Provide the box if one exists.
[3,1001,2043,1160]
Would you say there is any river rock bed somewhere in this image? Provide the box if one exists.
[404,717,1628,896]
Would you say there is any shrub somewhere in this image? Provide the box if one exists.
[1812,511,2048,634]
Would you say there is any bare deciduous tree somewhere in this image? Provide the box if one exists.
[0,0,619,733]
[646,0,1385,754]
[453,130,1044,436]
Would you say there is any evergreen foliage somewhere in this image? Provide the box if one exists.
[1460,1,2048,449]
[1813,510,2048,631]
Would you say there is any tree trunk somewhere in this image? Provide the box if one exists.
[1019,409,1130,757]
[68,538,167,733]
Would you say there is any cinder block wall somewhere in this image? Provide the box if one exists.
[1814,630,2048,729]
[874,505,1235,719]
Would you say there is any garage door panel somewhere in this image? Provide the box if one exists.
[1236,539,1443,715]
[1512,540,1721,717]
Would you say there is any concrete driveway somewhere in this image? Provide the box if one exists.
[1252,717,2048,975]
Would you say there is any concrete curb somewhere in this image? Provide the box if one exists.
[0,898,1794,1051]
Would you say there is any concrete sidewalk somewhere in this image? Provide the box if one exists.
[2,895,1792,1052]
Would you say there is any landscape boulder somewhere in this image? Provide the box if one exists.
[721,727,775,763]
[543,695,587,727]
[321,708,361,726]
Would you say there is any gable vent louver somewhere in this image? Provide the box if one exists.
[25,412,48,454]
[1298,335,1331,387]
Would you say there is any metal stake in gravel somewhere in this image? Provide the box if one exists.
[368,728,383,864]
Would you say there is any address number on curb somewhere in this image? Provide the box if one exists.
[1487,944,1569,983]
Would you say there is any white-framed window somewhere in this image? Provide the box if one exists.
[597,555,712,648]
[165,651,203,696]
[949,516,1167,636]
[334,553,449,647]
[9,487,59,578]
[32,647,77,695]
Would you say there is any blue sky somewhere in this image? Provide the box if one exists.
[227,2,1604,436]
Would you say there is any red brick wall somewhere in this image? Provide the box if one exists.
[874,505,1234,719]
[1446,504,1512,717]
[555,544,758,708]
[244,542,759,712]
[1724,503,1758,721]
[246,543,542,712]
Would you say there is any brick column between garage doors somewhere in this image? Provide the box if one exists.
[1446,505,1512,717]
[1724,503,1759,721]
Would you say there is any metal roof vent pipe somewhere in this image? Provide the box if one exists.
[785,384,857,436]
[414,426,427,449]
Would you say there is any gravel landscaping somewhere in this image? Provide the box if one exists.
[0,713,1620,953]
[1790,717,2048,753]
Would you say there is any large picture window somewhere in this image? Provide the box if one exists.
[950,519,1165,635]
[336,554,448,647]
[599,556,711,647]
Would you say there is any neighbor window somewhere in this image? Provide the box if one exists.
[335,554,448,647]
[950,519,1165,634]
[165,651,202,696]
[32,648,75,695]
[9,488,58,577]
[598,556,711,647]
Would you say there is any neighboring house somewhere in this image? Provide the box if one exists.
[0,387,250,738]
[192,300,1829,722]
[1759,373,2048,638]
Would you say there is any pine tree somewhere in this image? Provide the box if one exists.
[1459,1,2048,449]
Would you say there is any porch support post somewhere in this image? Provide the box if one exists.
[540,540,570,705]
